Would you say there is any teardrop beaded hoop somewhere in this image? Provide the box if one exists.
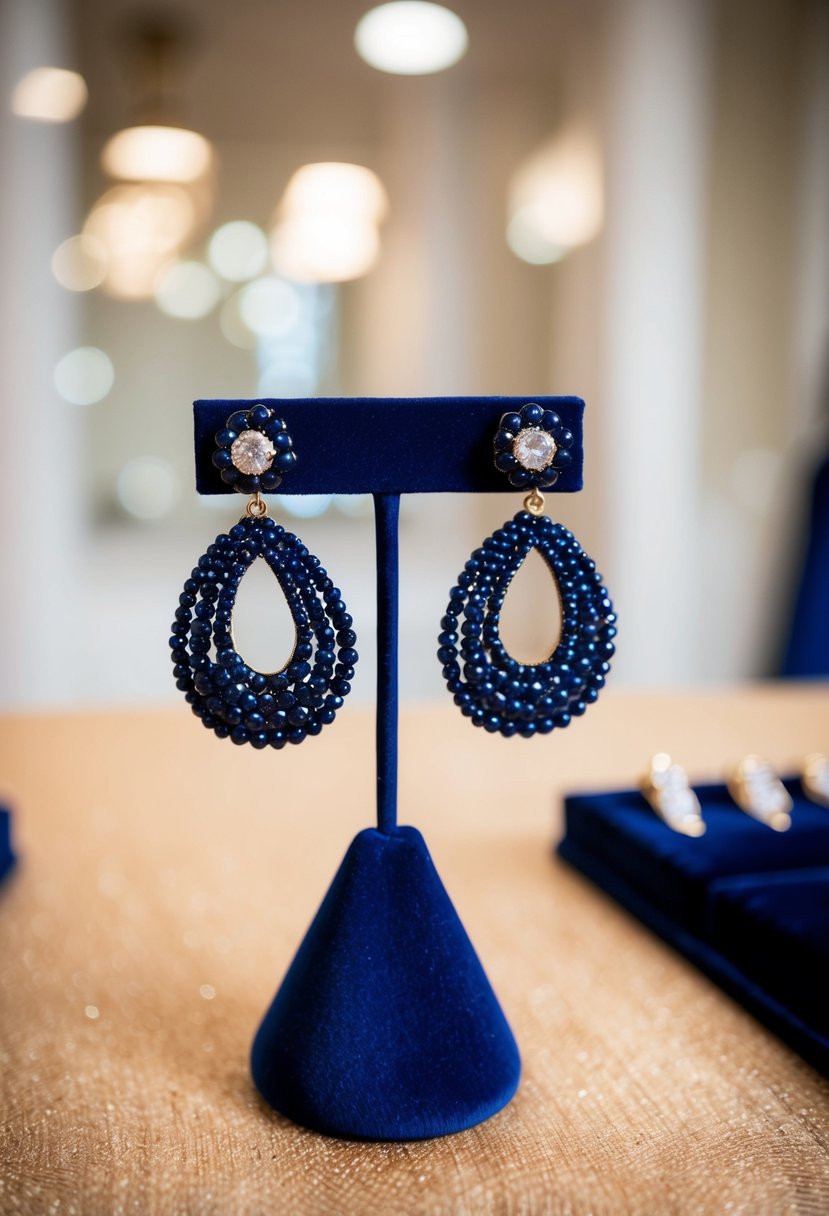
[170,405,357,748]
[438,403,616,738]
[439,512,615,737]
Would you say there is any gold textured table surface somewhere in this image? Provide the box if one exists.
[1,686,829,1216]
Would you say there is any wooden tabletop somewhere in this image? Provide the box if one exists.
[1,685,828,1215]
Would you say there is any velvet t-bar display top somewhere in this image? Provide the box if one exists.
[194,396,585,496]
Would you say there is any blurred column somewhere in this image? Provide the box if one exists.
[599,0,712,683]
[351,74,479,395]
[698,0,816,679]
[348,75,493,700]
[791,0,829,442]
[0,0,83,707]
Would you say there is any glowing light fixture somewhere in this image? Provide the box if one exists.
[84,183,196,300]
[101,125,212,183]
[280,163,388,224]
[155,260,221,319]
[99,20,214,199]
[54,347,114,406]
[208,221,270,282]
[355,2,468,75]
[11,67,87,122]
[271,162,388,283]
[507,127,603,265]
[51,235,107,292]
[272,214,380,284]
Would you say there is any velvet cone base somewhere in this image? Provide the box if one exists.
[251,826,521,1141]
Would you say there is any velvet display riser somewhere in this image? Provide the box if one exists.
[191,397,587,1140]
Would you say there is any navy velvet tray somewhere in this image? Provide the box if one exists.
[0,807,16,886]
[558,782,829,1075]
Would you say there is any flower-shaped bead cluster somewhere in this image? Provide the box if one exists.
[493,402,574,490]
[211,404,297,495]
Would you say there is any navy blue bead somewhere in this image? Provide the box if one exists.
[249,404,271,427]
[222,683,244,705]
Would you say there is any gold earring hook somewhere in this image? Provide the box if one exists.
[523,488,545,516]
[246,491,268,518]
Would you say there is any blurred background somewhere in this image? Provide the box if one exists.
[1,0,827,712]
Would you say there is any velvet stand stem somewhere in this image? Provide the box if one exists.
[374,493,400,836]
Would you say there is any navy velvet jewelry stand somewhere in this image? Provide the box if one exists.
[193,396,584,1141]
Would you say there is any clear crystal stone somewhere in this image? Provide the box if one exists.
[513,427,556,471]
[230,429,276,475]
[745,765,788,814]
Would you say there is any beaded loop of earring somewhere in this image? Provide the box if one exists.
[170,405,357,749]
[438,403,615,737]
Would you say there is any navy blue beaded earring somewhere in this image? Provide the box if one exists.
[439,402,616,738]
[170,404,358,749]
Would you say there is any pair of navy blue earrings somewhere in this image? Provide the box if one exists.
[170,402,616,747]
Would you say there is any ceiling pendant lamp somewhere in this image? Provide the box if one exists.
[99,17,214,185]
[270,162,389,284]
[354,2,468,75]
